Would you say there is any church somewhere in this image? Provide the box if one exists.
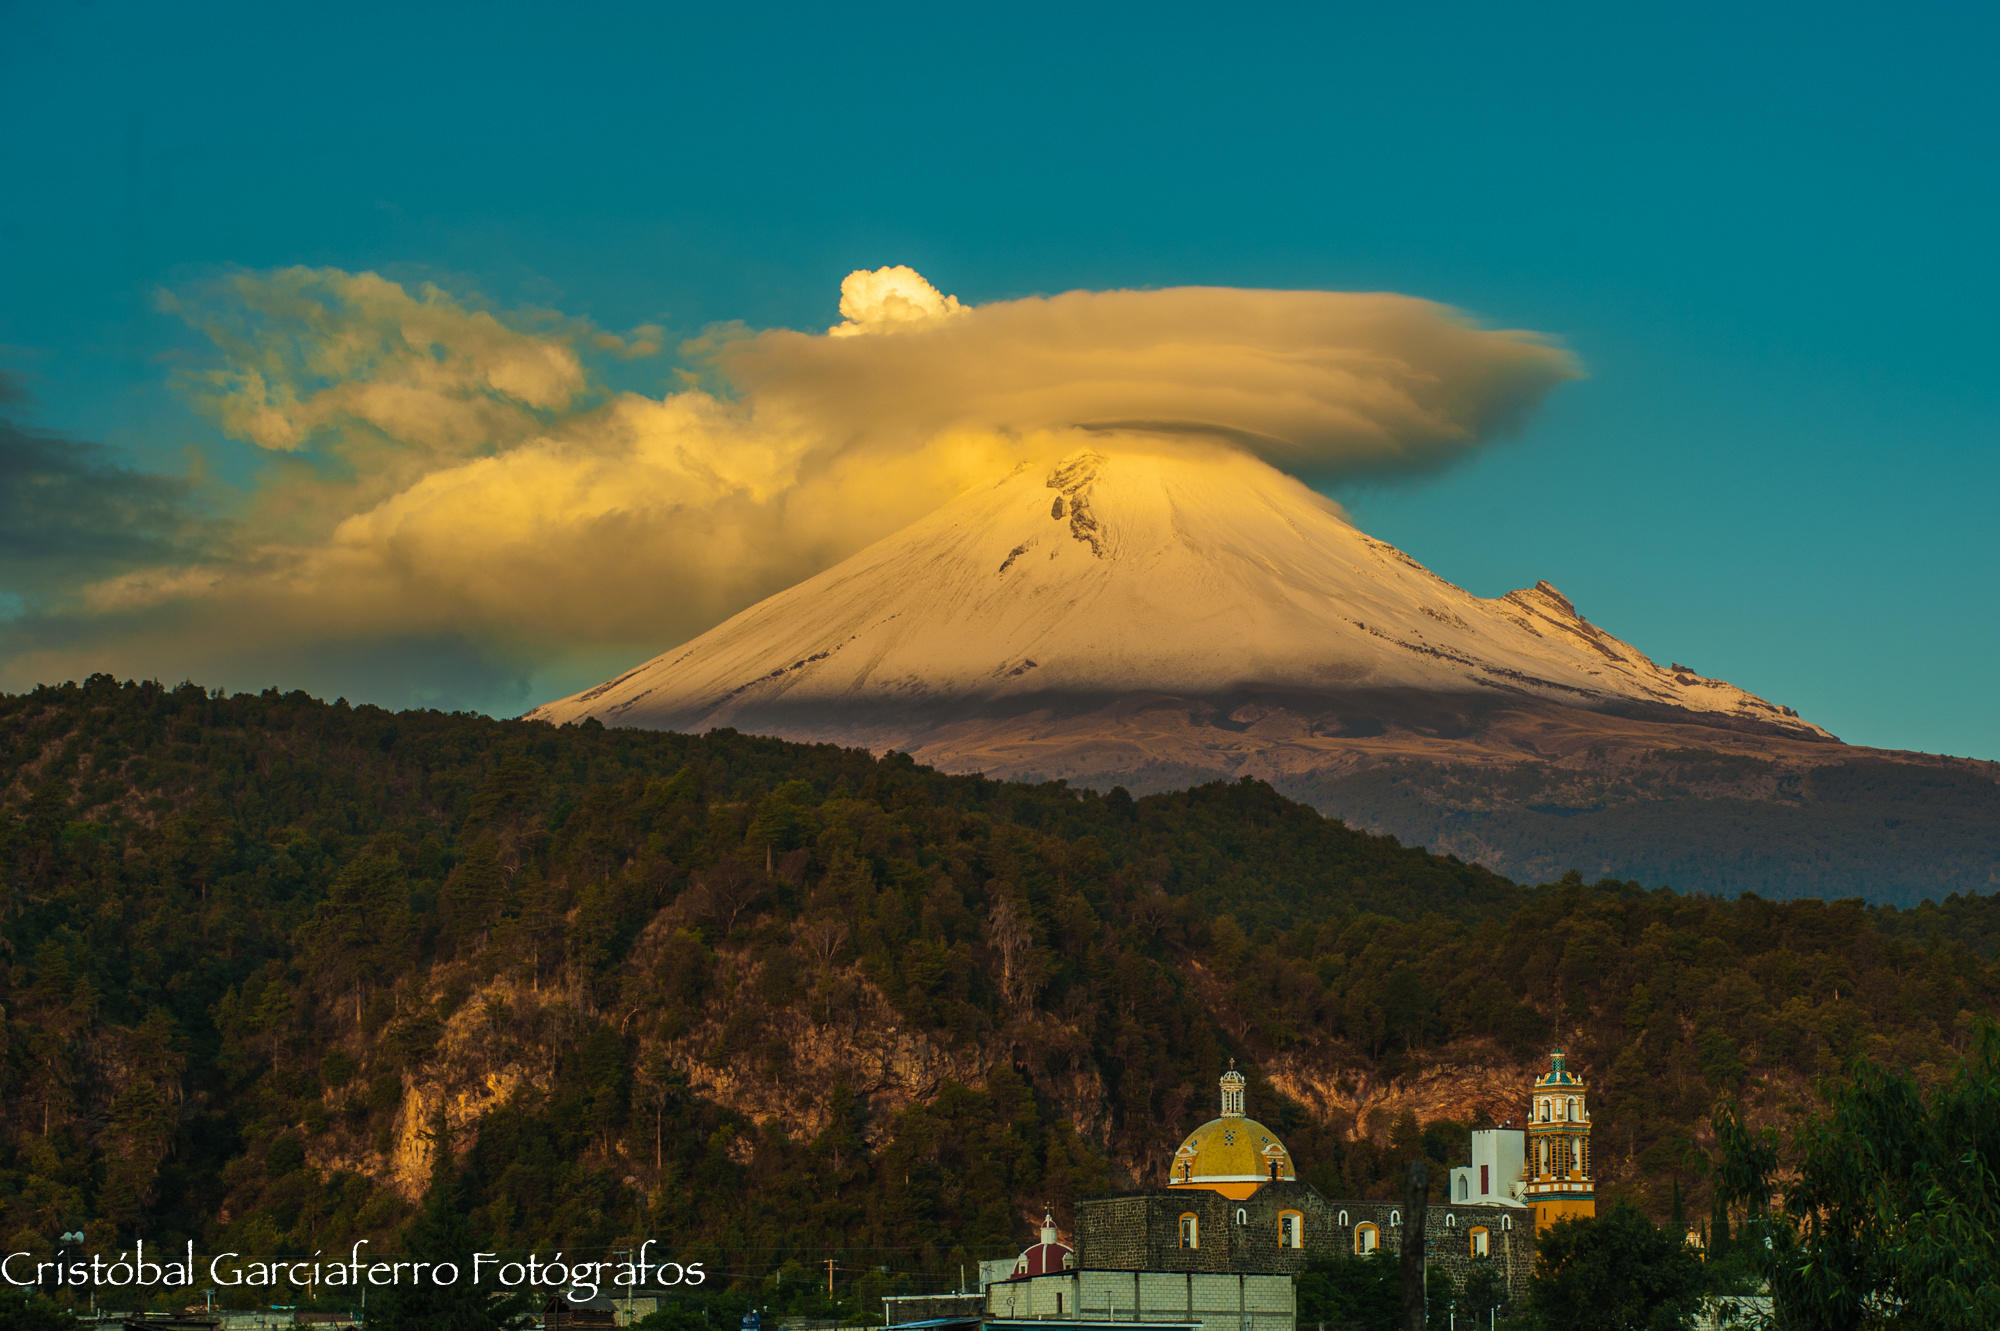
[974,1053,1591,1330]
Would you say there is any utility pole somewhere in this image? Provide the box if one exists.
[826,1258,837,1297]
[615,1246,635,1326]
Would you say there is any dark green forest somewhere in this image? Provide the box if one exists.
[3,676,1997,1313]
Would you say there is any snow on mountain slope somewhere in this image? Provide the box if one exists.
[528,446,1828,741]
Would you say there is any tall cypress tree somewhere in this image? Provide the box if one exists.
[1708,1185,1731,1264]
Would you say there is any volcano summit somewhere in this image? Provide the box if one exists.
[533,447,1999,902]
[532,448,1822,736]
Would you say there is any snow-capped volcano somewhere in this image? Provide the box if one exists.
[530,446,1825,743]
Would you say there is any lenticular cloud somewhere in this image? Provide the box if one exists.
[719,267,1580,481]
[0,264,1581,711]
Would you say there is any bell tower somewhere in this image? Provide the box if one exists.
[1525,1049,1594,1232]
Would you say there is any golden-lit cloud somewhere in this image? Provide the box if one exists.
[2,266,1578,711]
[737,276,1577,479]
[158,267,663,533]
[164,267,611,452]
[828,264,967,336]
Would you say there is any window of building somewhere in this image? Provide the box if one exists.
[1338,1210,1348,1227]
[1389,1210,1401,1228]
[1501,1215,1513,1232]
[1480,1164,1490,1195]
[1445,1214,1457,1229]
[1236,1208,1248,1226]
[1455,1175,1468,1201]
[1279,1211,1303,1249]
[1355,1223,1379,1255]
[1470,1227,1490,1258]
[1178,1214,1199,1250]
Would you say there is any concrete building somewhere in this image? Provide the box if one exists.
[986,1268,1291,1331]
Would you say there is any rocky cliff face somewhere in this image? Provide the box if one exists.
[310,975,577,1201]
[304,933,1559,1205]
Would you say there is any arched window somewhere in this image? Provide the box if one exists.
[1567,1097,1577,1121]
[1470,1226,1490,1258]
[1501,1215,1513,1232]
[1338,1210,1349,1227]
[1455,1175,1468,1201]
[1178,1213,1199,1250]
[1279,1211,1303,1249]
[1445,1214,1457,1229]
[1389,1210,1401,1228]
[1235,1208,1248,1226]
[1354,1222,1379,1255]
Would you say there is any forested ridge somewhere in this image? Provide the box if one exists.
[1301,748,2000,906]
[3,676,1997,1306]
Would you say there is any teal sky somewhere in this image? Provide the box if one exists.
[2,2,1996,759]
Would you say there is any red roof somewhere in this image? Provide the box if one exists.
[1012,1240,1074,1278]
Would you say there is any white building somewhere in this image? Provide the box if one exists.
[1448,1128,1529,1209]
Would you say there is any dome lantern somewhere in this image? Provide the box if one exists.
[1219,1060,1246,1118]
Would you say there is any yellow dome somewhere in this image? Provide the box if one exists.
[1168,1068,1295,1200]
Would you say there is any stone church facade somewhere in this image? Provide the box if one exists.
[1075,1178,1533,1294]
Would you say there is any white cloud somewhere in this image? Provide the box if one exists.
[828,265,967,336]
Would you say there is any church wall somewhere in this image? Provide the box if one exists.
[1077,1188,1532,1300]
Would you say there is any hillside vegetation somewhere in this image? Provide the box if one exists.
[2,676,1996,1293]
[1306,750,2000,906]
